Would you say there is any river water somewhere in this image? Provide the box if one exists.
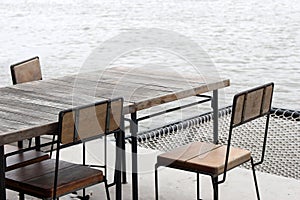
[0,0,299,110]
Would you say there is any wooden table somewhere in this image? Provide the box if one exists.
[0,66,229,200]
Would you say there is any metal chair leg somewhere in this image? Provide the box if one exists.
[17,141,23,148]
[197,173,202,200]
[251,158,261,200]
[83,188,86,198]
[19,192,25,200]
[104,179,111,200]
[35,136,41,151]
[28,138,32,148]
[121,131,127,184]
[155,164,159,200]
[211,176,218,200]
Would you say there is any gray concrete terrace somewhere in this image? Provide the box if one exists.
[6,141,300,200]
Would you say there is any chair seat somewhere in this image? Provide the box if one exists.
[157,141,251,176]
[5,159,104,198]
[5,145,50,171]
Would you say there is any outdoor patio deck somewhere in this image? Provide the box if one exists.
[6,143,300,200]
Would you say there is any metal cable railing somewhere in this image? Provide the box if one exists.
[128,107,299,179]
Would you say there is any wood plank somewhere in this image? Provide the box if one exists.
[53,76,180,93]
[77,70,203,90]
[13,78,146,107]
[262,85,273,114]
[0,87,109,111]
[46,72,227,112]
[0,122,58,145]
[0,92,68,110]
[6,151,50,171]
[44,72,218,105]
[106,66,224,85]
[0,118,28,133]
[0,116,38,128]
[6,159,103,198]
[48,77,170,104]
[157,142,220,167]
[9,80,108,106]
[11,57,42,84]
[0,96,61,115]
[158,142,250,176]
[12,79,76,95]
[0,110,47,126]
[3,87,76,106]
[0,111,55,142]
[244,88,264,122]
[0,103,57,121]
[50,74,180,97]
[5,159,73,181]
[186,145,251,176]
[233,94,245,125]
[7,80,133,113]
[131,80,229,111]
[77,67,196,83]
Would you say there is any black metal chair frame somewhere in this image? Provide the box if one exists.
[155,83,274,200]
[53,98,124,199]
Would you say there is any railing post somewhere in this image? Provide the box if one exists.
[212,90,219,144]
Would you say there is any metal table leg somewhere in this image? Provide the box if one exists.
[212,90,219,199]
[212,90,219,144]
[120,114,127,184]
[130,112,138,200]
[115,130,123,200]
[0,145,6,200]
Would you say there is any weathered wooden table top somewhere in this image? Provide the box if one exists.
[0,66,229,145]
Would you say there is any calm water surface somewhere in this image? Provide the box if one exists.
[0,0,299,109]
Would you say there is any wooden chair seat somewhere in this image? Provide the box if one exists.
[157,141,251,176]
[5,145,50,171]
[6,159,104,198]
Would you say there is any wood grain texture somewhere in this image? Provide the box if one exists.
[5,159,103,198]
[158,142,251,176]
[232,83,273,126]
[157,142,220,167]
[61,111,76,144]
[0,66,229,145]
[4,144,50,172]
[6,150,50,171]
[77,103,108,140]
[244,89,264,122]
[233,94,245,125]
[262,85,273,114]
[186,145,250,176]
[11,57,42,84]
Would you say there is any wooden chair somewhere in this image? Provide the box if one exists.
[5,57,49,173]
[155,83,274,200]
[10,56,43,149]
[5,98,124,200]
[10,56,42,85]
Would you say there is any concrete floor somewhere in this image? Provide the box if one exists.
[6,142,300,200]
